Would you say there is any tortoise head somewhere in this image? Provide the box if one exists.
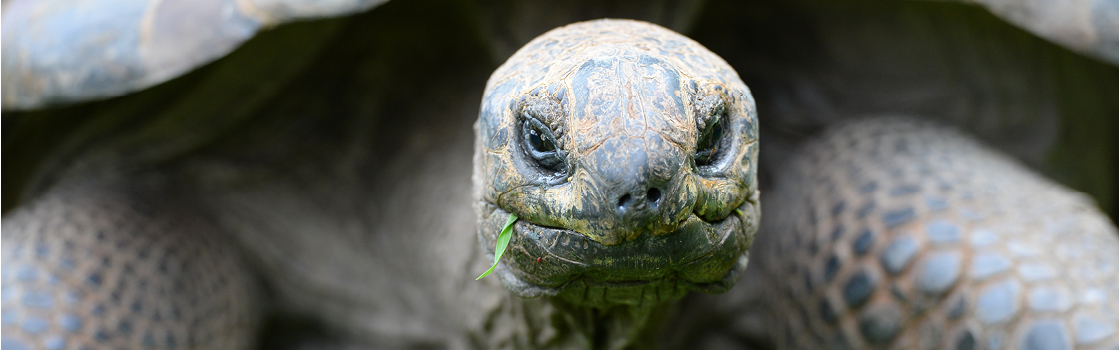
[473,19,759,307]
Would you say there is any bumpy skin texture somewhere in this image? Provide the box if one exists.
[756,118,1119,349]
[474,19,760,307]
[1,178,259,350]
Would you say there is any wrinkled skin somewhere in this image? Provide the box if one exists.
[474,20,759,307]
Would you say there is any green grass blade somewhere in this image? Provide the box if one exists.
[476,213,518,280]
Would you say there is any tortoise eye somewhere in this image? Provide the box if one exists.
[527,125,554,152]
[695,112,727,167]
[521,116,564,171]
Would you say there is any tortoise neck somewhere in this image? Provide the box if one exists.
[471,290,678,349]
[546,296,676,350]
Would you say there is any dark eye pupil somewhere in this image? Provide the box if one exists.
[522,118,564,172]
[695,119,725,167]
[528,128,551,152]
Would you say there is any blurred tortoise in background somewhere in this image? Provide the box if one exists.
[2,0,1117,349]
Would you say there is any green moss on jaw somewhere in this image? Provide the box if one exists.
[477,213,518,280]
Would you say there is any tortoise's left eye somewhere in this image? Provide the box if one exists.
[695,111,727,167]
[521,116,564,172]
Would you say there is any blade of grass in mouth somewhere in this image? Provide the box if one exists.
[476,213,518,280]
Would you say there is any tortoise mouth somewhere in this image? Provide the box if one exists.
[478,194,756,305]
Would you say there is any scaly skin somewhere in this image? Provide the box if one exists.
[756,118,1118,349]
[1,176,260,350]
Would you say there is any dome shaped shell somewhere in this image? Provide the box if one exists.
[1,0,388,110]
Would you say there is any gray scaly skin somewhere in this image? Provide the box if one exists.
[756,118,1118,349]
[2,176,260,349]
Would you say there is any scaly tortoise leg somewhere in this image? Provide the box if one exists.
[759,118,1118,349]
[1,178,261,349]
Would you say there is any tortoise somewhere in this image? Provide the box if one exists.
[2,0,1117,349]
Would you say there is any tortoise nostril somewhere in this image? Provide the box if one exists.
[618,189,661,212]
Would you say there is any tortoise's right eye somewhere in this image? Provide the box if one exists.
[521,116,565,172]
[694,110,727,168]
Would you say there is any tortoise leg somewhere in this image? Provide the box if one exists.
[1,177,261,349]
[757,118,1118,349]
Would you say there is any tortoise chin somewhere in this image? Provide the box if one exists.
[477,192,757,307]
